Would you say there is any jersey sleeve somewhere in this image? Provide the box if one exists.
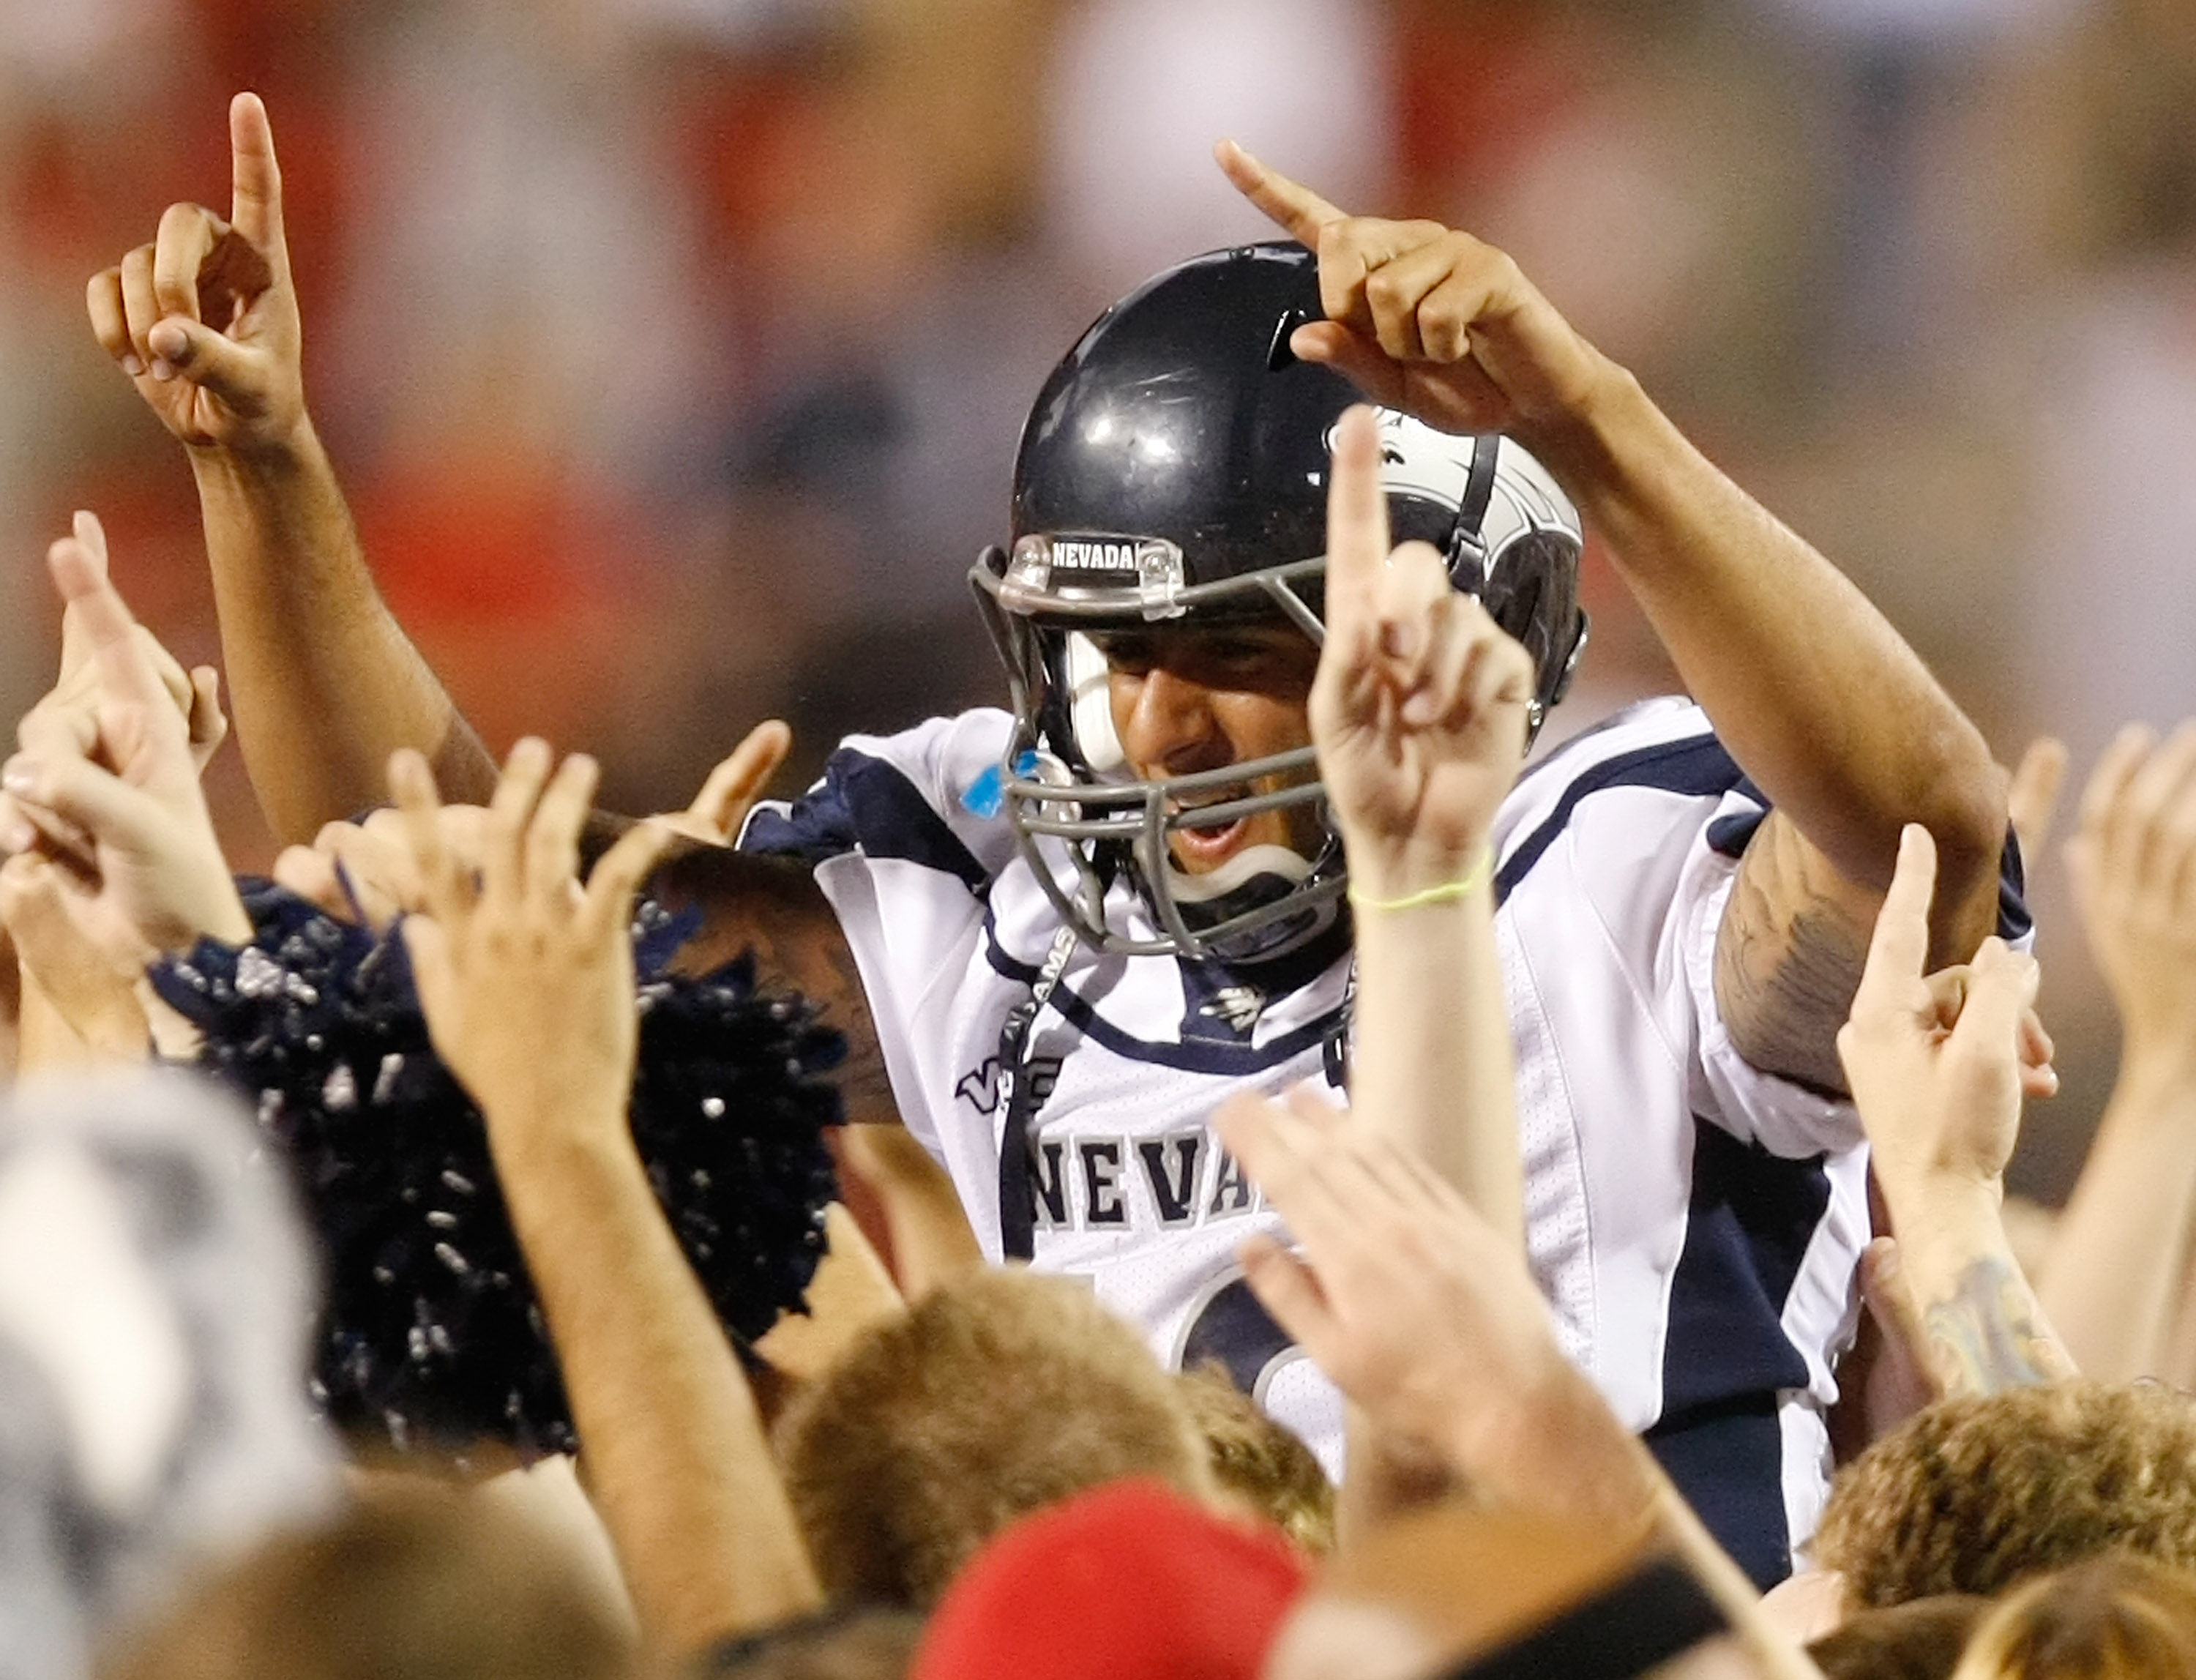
[1673,788,1864,1159]
[736,709,1021,1160]
[1675,788,2035,1159]
[737,708,1023,885]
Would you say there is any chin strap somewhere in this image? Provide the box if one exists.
[996,927,1083,1261]
[1321,955,1355,1091]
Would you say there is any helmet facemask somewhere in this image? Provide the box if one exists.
[972,548,1348,965]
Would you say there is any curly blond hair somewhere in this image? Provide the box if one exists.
[1815,1382,2196,1610]
[774,1269,1213,1608]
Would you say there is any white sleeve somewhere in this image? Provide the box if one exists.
[736,710,1020,1162]
[1675,794,1863,1160]
[737,709,1021,881]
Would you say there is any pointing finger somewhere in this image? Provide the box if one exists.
[56,510,112,681]
[1213,141,1343,246]
[228,92,285,257]
[1323,406,1390,645]
[47,531,171,720]
[1856,824,1938,1010]
[72,511,108,580]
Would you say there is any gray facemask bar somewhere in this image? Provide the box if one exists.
[1011,748,1342,958]
[970,548,1347,960]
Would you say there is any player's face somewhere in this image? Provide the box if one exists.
[1096,621,1323,875]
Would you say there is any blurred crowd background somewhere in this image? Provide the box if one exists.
[0,0,2192,1198]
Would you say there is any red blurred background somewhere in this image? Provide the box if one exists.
[4,0,2193,1198]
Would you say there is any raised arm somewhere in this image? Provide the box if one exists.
[1220,143,2009,1093]
[1837,824,2074,1399]
[0,513,253,1059]
[2039,726,2196,1381]
[1312,406,1531,1247]
[87,93,493,841]
[395,741,824,1656]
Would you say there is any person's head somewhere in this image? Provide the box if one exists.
[773,1269,1214,1608]
[1815,1381,2196,1610]
[1176,1360,1334,1555]
[908,1477,1309,1680]
[970,242,1585,964]
[1807,1595,1989,1680]
[1952,1553,2196,1680]
[100,1479,632,1680]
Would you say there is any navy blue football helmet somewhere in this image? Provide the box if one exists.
[971,242,1586,963]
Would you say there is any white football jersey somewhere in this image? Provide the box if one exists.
[740,696,2024,1584]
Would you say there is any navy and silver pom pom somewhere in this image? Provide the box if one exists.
[152,882,842,1460]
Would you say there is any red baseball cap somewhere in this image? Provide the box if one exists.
[911,1477,1310,1680]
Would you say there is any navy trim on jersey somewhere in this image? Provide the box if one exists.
[743,747,990,894]
[1646,1396,1790,1592]
[1177,923,1351,1046]
[1661,1123,1827,1410]
[2000,827,2033,942]
[1509,735,2037,947]
[1648,1121,1834,1588]
[1706,776,1771,859]
[982,912,1344,1076]
[1496,736,1747,902]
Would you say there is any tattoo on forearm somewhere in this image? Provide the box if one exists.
[1922,1254,2077,1398]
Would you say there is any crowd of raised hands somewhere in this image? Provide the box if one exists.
[12,92,2196,1680]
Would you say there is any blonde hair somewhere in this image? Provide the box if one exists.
[774,1269,1212,1608]
[1953,1554,2196,1680]
[1175,1361,1333,1555]
[1816,1383,2196,1609]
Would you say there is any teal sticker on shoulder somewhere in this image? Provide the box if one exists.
[963,753,1042,819]
[963,764,1005,818]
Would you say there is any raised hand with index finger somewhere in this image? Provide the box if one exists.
[86,92,305,456]
[1837,825,2036,1206]
[1214,141,1609,455]
[0,516,250,974]
[1311,406,1534,903]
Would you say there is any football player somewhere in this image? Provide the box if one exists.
[75,98,2025,1584]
